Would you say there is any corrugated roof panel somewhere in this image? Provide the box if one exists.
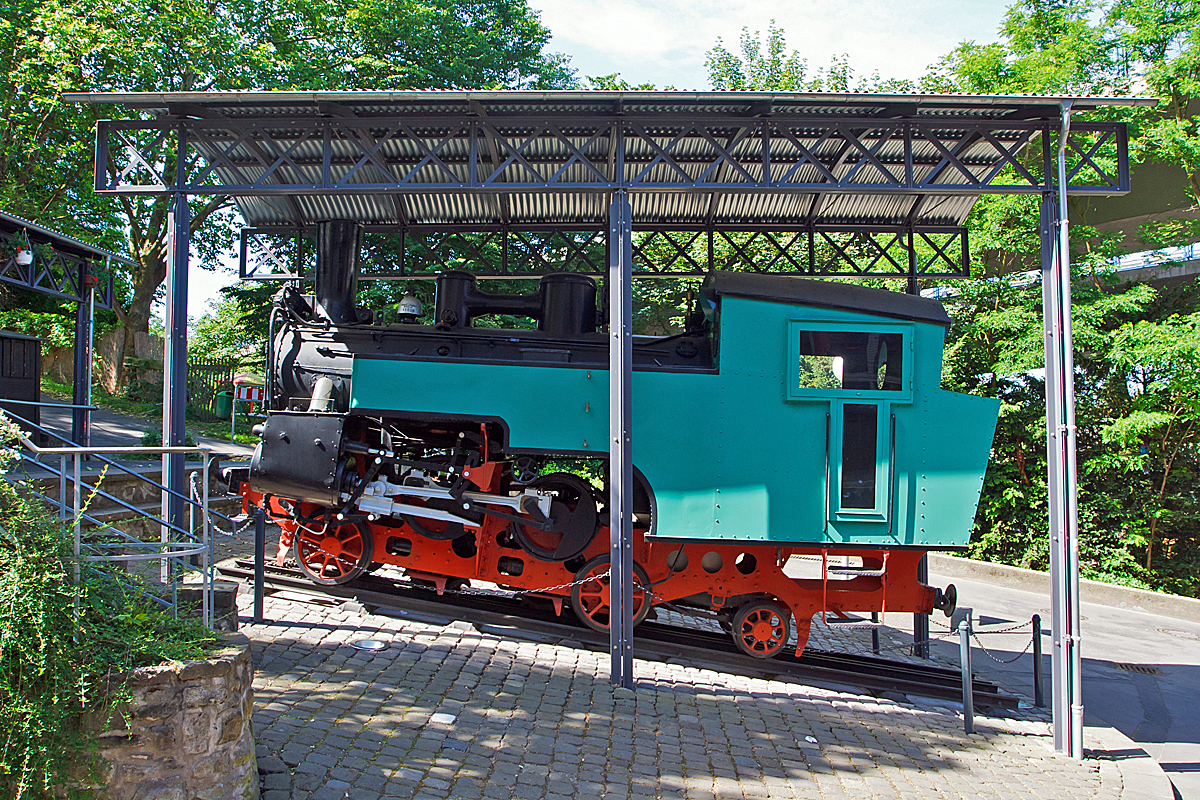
[912,195,978,226]
[505,192,609,225]
[631,192,711,226]
[402,193,498,226]
[712,193,815,226]
[819,193,913,225]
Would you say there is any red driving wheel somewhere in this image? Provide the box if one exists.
[293,520,373,585]
[569,555,652,633]
[732,600,791,659]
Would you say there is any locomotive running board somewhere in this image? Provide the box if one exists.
[218,557,1017,711]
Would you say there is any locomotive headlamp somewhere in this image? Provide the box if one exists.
[397,293,422,323]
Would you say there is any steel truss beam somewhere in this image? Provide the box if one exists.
[0,229,116,309]
[239,225,970,280]
[96,116,1129,198]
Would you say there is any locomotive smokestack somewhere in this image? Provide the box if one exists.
[315,220,362,324]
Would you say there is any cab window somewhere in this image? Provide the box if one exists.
[787,322,911,402]
[796,330,903,391]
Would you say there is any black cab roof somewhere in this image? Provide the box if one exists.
[702,272,951,328]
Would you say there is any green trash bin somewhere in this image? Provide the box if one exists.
[215,390,234,420]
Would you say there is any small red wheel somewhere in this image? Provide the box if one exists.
[570,555,652,633]
[732,600,790,659]
[293,520,373,585]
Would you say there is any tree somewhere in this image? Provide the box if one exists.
[1109,0,1200,201]
[0,0,576,379]
[707,22,811,91]
[696,10,1200,594]
[1104,313,1200,572]
[929,0,1115,96]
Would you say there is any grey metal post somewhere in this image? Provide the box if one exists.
[162,191,190,580]
[1043,100,1083,759]
[913,554,929,658]
[58,454,67,519]
[253,507,266,623]
[1060,104,1085,762]
[608,189,635,689]
[871,612,880,655]
[73,453,82,587]
[202,453,210,627]
[959,617,973,734]
[73,452,81,638]
[71,262,93,447]
[1033,614,1045,707]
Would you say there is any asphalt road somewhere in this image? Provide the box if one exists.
[927,569,1200,800]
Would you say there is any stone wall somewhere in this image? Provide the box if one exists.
[86,633,259,800]
[43,328,164,394]
[95,327,126,394]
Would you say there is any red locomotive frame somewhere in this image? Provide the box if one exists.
[241,449,941,659]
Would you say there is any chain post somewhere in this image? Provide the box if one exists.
[960,616,974,735]
[1033,614,1045,707]
[254,507,266,623]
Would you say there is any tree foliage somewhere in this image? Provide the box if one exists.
[0,418,218,799]
[0,0,575,371]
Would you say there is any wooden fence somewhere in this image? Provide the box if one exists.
[187,359,236,422]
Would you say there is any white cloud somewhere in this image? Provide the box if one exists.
[533,0,1010,89]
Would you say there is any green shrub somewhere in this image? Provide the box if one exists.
[0,419,218,798]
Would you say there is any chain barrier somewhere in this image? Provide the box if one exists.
[189,472,256,537]
[930,615,1037,663]
[273,522,1040,668]
[971,632,1035,664]
[829,626,960,658]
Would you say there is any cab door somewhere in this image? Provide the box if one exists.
[785,321,911,534]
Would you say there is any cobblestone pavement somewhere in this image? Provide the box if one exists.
[241,590,1119,800]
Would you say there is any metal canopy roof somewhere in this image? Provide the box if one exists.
[65,88,1145,116]
[66,90,1145,280]
[68,91,1142,231]
[0,210,127,307]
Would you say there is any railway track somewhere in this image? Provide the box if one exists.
[218,557,1018,711]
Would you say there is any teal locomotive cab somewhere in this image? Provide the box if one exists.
[697,273,999,549]
[345,272,998,550]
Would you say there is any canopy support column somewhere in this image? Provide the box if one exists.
[608,189,635,689]
[162,190,190,573]
[1043,100,1083,759]
[71,262,93,447]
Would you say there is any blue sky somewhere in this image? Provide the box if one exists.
[534,0,1010,90]
[186,0,1013,320]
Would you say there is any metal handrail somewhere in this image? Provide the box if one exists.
[11,414,214,508]
[10,407,245,547]
[16,446,205,536]
[1,407,225,628]
[0,398,102,411]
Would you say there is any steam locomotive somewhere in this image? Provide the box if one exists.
[242,220,999,658]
